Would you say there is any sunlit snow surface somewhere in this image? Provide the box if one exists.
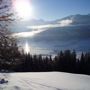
[0,72,90,90]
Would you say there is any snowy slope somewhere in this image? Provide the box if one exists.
[0,72,90,90]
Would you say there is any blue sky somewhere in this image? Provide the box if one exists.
[32,0,90,20]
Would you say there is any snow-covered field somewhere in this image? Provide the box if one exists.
[0,72,90,90]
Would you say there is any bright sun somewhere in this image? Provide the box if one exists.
[13,0,34,20]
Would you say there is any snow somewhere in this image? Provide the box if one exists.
[0,72,90,90]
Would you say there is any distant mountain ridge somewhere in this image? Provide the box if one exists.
[54,14,90,25]
[26,14,90,26]
[16,14,90,25]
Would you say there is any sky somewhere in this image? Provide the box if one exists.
[32,0,90,20]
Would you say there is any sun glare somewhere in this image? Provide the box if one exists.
[24,42,30,54]
[13,0,34,20]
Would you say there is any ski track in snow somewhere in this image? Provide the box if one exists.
[21,79,61,90]
[0,73,63,90]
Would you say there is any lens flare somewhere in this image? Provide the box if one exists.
[24,42,30,54]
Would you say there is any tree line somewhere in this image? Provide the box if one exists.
[0,49,90,75]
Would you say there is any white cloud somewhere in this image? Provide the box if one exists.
[12,29,46,38]
[58,19,73,26]
[28,24,54,29]
[27,19,73,30]
[12,19,73,38]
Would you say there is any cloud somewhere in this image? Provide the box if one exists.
[12,19,73,38]
[28,24,54,29]
[12,29,46,38]
[58,19,73,26]
[27,19,73,30]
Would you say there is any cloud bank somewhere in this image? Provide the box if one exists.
[12,19,73,38]
[27,19,73,30]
